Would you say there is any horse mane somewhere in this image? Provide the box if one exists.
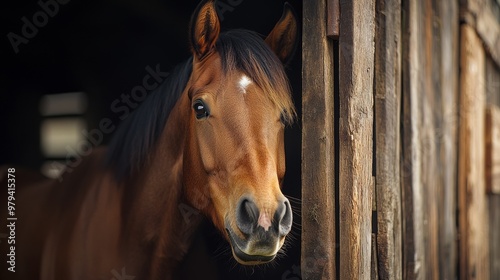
[106,29,295,182]
[106,57,193,181]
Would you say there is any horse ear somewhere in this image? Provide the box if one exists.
[265,3,299,64]
[190,0,220,60]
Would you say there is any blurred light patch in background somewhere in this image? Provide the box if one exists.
[39,92,88,178]
[40,118,86,157]
[39,92,87,116]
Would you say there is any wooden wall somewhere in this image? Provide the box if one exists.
[301,0,500,279]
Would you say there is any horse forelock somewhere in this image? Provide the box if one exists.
[216,30,296,124]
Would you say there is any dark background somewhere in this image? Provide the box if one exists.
[0,0,302,279]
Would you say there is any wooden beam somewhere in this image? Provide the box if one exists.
[373,0,402,279]
[301,0,335,278]
[338,0,375,279]
[458,23,490,280]
[486,105,500,194]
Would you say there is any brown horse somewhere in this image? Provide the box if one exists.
[0,0,298,279]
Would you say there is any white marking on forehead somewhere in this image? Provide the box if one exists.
[238,75,252,94]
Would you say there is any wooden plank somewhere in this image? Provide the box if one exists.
[436,1,459,279]
[486,105,500,194]
[427,5,440,278]
[401,1,461,279]
[401,0,428,278]
[301,0,336,279]
[460,0,500,67]
[338,0,375,279]
[458,23,490,280]
[327,0,340,38]
[416,1,440,278]
[373,0,402,279]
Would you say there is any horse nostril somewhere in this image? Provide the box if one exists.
[277,199,293,236]
[236,197,292,236]
[236,198,259,235]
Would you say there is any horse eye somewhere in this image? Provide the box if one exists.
[193,99,210,119]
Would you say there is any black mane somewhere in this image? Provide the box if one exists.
[106,30,294,181]
[106,57,192,180]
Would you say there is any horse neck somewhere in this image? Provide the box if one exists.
[123,92,202,278]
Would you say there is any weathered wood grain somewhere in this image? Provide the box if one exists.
[401,1,461,279]
[338,0,375,279]
[486,105,500,194]
[301,0,336,279]
[373,0,402,279]
[401,0,428,278]
[458,23,490,280]
[460,0,500,67]
[436,1,459,279]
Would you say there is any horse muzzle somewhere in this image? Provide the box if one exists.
[225,196,293,265]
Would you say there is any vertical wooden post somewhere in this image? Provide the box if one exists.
[486,105,500,279]
[302,0,336,278]
[486,105,500,194]
[338,0,375,279]
[458,23,490,280]
[373,0,402,279]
